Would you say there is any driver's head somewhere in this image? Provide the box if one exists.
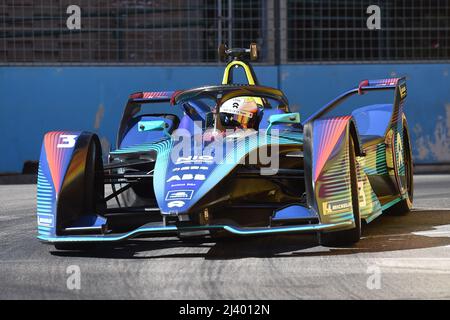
[219,96,260,129]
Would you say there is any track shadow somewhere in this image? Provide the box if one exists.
[51,209,450,260]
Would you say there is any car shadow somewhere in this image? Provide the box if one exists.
[51,209,450,260]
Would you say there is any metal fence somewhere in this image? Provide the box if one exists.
[285,0,450,63]
[0,0,269,64]
[1,0,449,65]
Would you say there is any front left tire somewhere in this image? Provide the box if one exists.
[319,134,361,246]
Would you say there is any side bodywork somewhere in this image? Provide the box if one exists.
[304,77,411,229]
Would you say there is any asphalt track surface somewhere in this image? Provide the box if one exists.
[1,175,450,299]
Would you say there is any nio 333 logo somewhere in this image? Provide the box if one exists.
[57,134,77,148]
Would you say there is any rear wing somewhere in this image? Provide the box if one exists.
[117,91,176,147]
[128,91,175,103]
[357,77,406,97]
[303,77,407,124]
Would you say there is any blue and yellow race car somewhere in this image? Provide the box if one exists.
[36,44,413,250]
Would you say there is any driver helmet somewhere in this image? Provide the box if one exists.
[219,96,260,129]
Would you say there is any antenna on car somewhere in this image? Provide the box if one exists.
[218,43,259,62]
[219,43,260,86]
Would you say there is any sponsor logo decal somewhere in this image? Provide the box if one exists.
[57,134,78,148]
[166,174,206,183]
[322,199,352,215]
[167,200,186,208]
[165,190,194,201]
[37,214,54,227]
[172,166,209,172]
[220,97,256,118]
[175,156,214,164]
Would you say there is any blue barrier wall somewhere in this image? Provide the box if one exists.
[0,64,449,172]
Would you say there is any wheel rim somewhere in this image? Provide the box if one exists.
[349,136,361,233]
[404,130,413,201]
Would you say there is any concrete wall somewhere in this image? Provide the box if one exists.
[1,64,449,172]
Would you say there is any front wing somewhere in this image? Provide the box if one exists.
[38,220,353,243]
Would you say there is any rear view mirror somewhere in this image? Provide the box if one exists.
[267,112,300,133]
[138,120,170,137]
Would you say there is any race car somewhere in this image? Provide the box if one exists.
[36,44,413,250]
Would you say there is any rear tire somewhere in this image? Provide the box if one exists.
[319,135,361,247]
[386,125,414,215]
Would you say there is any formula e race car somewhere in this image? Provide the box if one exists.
[36,44,413,250]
